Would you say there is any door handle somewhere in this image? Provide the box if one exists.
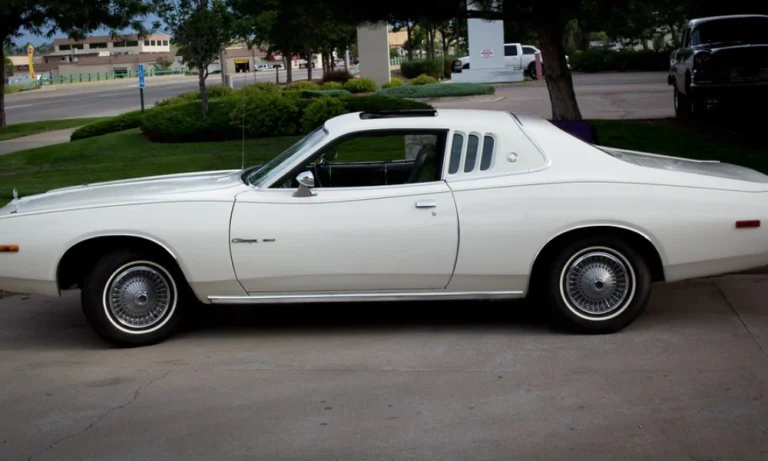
[415,200,437,208]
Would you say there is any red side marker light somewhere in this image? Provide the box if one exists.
[735,220,761,229]
[0,245,19,253]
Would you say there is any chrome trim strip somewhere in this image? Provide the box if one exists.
[208,290,524,304]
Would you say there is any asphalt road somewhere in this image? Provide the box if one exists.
[1,274,768,460]
[5,71,671,124]
[4,70,310,125]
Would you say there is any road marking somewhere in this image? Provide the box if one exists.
[95,93,127,98]
[5,104,35,109]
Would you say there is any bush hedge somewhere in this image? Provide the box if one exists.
[381,78,404,89]
[140,99,240,143]
[569,49,671,72]
[322,69,353,83]
[343,77,378,93]
[400,58,444,79]
[321,81,344,90]
[70,110,146,141]
[237,81,281,95]
[341,95,433,112]
[155,85,234,107]
[376,83,495,99]
[410,74,438,85]
[285,80,320,90]
[301,97,348,133]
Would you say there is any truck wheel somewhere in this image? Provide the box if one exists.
[674,86,690,118]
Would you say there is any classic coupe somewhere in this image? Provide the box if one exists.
[2,109,768,346]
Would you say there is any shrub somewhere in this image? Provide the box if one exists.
[410,74,438,85]
[71,110,146,140]
[285,80,320,90]
[569,49,670,73]
[322,69,353,84]
[300,89,352,98]
[300,97,348,133]
[400,58,444,79]
[343,77,378,93]
[140,99,239,143]
[230,92,300,138]
[341,95,433,113]
[376,83,495,99]
[237,81,281,95]
[321,81,344,90]
[381,78,404,89]
[155,85,233,107]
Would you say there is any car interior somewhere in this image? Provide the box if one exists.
[275,132,448,189]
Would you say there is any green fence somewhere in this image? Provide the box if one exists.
[38,68,187,85]
[390,57,406,66]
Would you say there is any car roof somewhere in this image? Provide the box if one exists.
[689,14,768,27]
[324,109,523,135]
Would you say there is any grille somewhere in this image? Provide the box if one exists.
[729,66,768,82]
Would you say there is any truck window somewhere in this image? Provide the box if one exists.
[504,45,518,57]
[522,46,536,55]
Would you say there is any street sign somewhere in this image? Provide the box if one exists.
[138,64,145,89]
[480,49,495,58]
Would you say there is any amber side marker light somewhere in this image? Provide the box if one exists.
[735,220,761,229]
[0,245,19,253]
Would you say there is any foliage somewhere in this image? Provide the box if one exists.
[154,56,174,70]
[300,97,348,132]
[321,69,353,84]
[236,81,282,95]
[229,92,300,138]
[381,78,405,89]
[376,83,495,99]
[340,95,433,113]
[141,99,240,142]
[3,52,12,77]
[410,74,438,85]
[321,81,344,90]
[569,49,670,72]
[70,111,146,141]
[400,58,444,79]
[156,0,237,118]
[343,77,378,93]
[155,85,233,106]
[299,89,352,98]
[285,80,320,91]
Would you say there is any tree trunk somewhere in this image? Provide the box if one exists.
[305,47,313,81]
[0,45,5,128]
[668,23,677,47]
[641,37,649,50]
[285,55,293,83]
[536,21,583,121]
[406,22,414,60]
[198,68,209,119]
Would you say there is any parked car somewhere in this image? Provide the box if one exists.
[668,14,768,118]
[452,43,570,79]
[254,64,274,72]
[3,109,768,346]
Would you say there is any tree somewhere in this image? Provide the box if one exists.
[154,55,174,70]
[3,52,12,77]
[0,0,154,128]
[157,0,236,118]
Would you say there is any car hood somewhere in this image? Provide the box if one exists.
[1,170,247,216]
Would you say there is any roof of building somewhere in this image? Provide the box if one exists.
[53,34,170,45]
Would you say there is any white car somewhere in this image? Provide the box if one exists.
[2,109,768,346]
[254,64,274,72]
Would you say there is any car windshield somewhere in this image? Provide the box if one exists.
[244,126,328,186]
[695,18,768,46]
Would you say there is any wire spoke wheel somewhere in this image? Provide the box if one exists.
[106,265,173,330]
[561,248,635,319]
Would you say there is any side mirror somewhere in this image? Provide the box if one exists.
[293,171,316,197]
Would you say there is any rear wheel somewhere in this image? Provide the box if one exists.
[544,237,651,333]
[81,250,188,347]
[674,86,690,118]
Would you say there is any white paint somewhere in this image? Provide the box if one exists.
[2,109,768,312]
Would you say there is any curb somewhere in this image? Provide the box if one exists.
[411,95,507,103]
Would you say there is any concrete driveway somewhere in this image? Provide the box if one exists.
[1,274,767,460]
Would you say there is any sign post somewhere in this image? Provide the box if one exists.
[27,45,36,83]
[138,64,146,112]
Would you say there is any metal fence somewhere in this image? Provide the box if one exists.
[36,68,187,85]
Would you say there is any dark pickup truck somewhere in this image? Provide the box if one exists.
[668,14,768,118]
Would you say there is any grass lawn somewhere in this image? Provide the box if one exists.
[0,119,765,203]
[0,118,110,141]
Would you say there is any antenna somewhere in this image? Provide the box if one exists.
[241,66,247,170]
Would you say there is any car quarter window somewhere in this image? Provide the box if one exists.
[448,133,464,174]
[271,131,448,189]
[448,132,498,176]
[464,134,479,172]
[480,135,495,171]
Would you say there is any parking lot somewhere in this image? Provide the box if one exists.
[2,274,767,460]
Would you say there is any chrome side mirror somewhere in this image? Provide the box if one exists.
[293,171,316,197]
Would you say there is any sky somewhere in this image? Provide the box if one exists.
[12,16,165,47]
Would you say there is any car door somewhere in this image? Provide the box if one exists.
[504,44,521,69]
[229,184,458,293]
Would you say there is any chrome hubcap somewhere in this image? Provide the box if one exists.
[564,251,632,316]
[107,265,172,329]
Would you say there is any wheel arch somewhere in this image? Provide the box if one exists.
[527,225,666,294]
[56,234,185,292]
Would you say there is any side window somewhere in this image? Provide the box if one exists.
[480,135,495,171]
[448,133,464,174]
[682,27,691,48]
[464,134,479,172]
[522,47,536,55]
[504,45,518,56]
[691,29,700,46]
[274,131,447,189]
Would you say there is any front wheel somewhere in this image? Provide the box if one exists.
[81,250,187,347]
[545,237,651,333]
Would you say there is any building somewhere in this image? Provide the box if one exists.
[51,34,171,57]
[204,43,323,75]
